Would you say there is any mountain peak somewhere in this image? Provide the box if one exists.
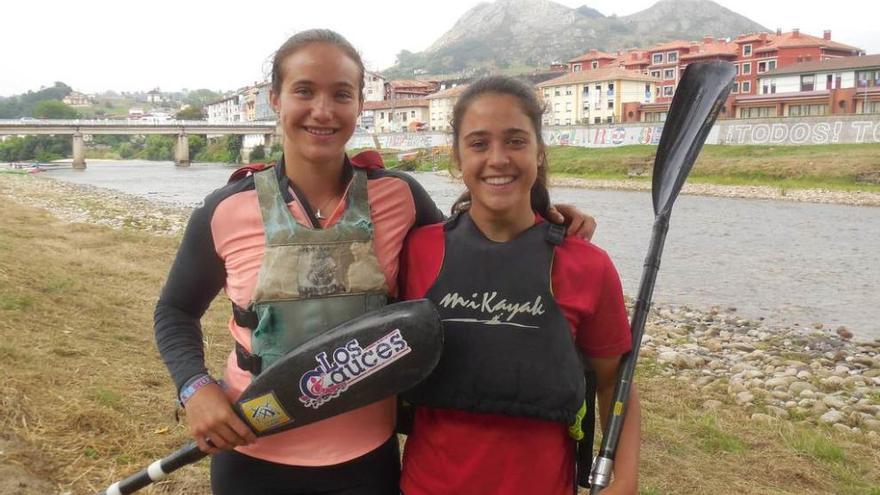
[385,0,767,77]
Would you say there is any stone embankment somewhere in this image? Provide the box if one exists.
[641,305,880,437]
[2,172,878,437]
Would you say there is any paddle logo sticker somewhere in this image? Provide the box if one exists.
[240,392,292,433]
[298,329,411,409]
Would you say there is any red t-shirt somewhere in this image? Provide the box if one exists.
[398,220,632,495]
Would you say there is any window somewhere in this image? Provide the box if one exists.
[607,83,615,95]
[594,117,602,124]
[761,81,777,94]
[595,84,601,91]
[768,60,776,71]
[827,74,834,90]
[401,112,407,122]
[650,70,661,78]
[652,53,663,64]
[866,101,880,114]
[758,61,767,73]
[411,110,415,118]
[608,101,614,109]
[591,61,599,69]
[555,89,560,96]
[555,119,559,125]
[565,102,571,111]
[734,64,740,75]
[606,116,614,123]
[565,118,571,125]
[544,90,550,97]
[732,82,739,93]
[738,106,776,119]
[788,104,827,116]
[662,85,674,96]
[742,63,751,75]
[800,74,815,92]
[554,103,560,111]
[663,68,675,79]
[582,86,589,96]
[667,51,678,63]
[572,64,582,72]
[742,81,751,94]
[566,86,572,95]
[743,44,752,57]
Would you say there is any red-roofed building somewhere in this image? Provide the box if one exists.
[385,80,439,100]
[568,49,618,72]
[732,29,862,99]
[645,40,695,103]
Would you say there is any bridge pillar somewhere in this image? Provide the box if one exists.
[72,133,86,169]
[175,133,190,167]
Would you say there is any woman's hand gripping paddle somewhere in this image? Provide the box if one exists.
[97,299,443,495]
[588,62,736,493]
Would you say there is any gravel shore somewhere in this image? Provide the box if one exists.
[2,171,877,435]
[548,176,880,207]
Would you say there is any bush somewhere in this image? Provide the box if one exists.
[249,144,265,161]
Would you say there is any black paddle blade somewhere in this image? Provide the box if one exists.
[652,62,736,216]
[235,299,443,436]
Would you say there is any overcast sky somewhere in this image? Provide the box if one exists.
[2,0,877,97]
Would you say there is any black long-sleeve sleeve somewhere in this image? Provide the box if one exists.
[154,195,228,393]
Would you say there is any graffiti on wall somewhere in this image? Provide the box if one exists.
[543,126,663,147]
[718,120,880,145]
[348,117,880,150]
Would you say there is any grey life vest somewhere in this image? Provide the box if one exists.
[240,167,388,373]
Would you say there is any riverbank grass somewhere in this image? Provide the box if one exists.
[546,144,880,192]
[0,189,877,494]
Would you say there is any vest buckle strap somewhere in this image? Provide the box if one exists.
[235,342,262,375]
[232,303,258,329]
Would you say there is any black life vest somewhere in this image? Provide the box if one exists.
[403,212,585,426]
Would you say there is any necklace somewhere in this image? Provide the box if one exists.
[314,194,339,220]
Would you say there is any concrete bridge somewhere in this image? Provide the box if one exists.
[0,119,280,168]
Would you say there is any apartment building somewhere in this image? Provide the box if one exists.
[538,68,659,125]
[364,71,386,102]
[362,99,430,133]
[742,54,880,118]
[427,84,469,131]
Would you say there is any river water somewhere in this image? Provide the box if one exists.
[44,160,880,340]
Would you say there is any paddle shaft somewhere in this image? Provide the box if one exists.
[589,214,669,494]
[99,442,205,495]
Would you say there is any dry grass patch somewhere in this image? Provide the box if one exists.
[2,192,878,495]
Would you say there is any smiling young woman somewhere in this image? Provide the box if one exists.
[397,77,641,495]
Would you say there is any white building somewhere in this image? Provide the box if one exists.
[427,84,468,131]
[537,68,660,125]
[364,71,386,102]
[362,99,430,133]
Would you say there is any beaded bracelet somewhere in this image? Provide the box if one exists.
[179,374,217,406]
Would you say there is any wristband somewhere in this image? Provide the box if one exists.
[179,374,216,406]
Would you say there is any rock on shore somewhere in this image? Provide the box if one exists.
[642,305,880,436]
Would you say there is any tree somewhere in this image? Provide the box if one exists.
[184,89,224,108]
[141,135,175,161]
[226,135,243,163]
[175,106,206,120]
[249,144,265,161]
[32,100,78,119]
[188,135,207,158]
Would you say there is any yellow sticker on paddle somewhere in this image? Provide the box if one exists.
[613,401,624,416]
[240,392,292,433]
